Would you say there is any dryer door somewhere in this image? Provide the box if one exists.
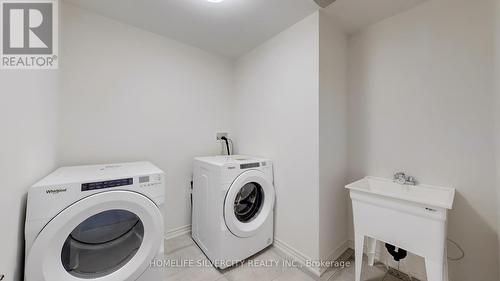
[26,191,163,281]
[224,170,275,238]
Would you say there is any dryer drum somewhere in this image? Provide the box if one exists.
[61,209,145,278]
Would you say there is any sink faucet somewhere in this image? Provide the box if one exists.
[393,172,417,185]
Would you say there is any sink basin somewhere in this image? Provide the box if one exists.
[346,176,455,210]
[346,177,456,281]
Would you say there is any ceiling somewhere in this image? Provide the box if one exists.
[63,0,318,58]
[324,0,427,34]
[64,0,427,58]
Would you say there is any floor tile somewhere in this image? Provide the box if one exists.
[383,274,403,281]
[222,249,287,281]
[162,243,224,281]
[321,268,338,281]
[163,244,209,278]
[321,257,354,280]
[325,255,387,281]
[159,238,406,281]
[164,234,194,254]
[327,269,355,281]
[272,268,317,281]
[167,265,223,281]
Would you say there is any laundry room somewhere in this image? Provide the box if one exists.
[1,0,500,281]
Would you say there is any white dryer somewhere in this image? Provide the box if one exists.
[25,162,166,281]
[192,155,275,269]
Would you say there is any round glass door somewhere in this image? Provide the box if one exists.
[61,210,144,279]
[234,182,264,223]
[224,170,275,238]
[25,191,163,281]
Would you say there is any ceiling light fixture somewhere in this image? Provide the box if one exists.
[206,0,224,3]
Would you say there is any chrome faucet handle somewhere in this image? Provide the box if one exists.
[393,172,407,184]
[406,176,417,185]
[394,172,406,178]
[393,172,418,185]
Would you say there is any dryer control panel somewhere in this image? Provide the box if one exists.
[81,178,133,191]
[80,173,163,191]
[138,174,163,188]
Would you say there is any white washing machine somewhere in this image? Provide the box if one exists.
[192,155,275,269]
[24,162,166,281]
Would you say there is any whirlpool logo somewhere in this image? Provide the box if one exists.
[1,0,58,69]
[46,188,66,194]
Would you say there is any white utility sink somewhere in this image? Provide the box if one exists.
[346,177,455,210]
[346,177,455,281]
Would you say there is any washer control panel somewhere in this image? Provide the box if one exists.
[240,162,260,169]
[139,174,163,188]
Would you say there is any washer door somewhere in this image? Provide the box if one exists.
[26,191,163,281]
[224,170,275,238]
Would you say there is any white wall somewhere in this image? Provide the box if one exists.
[234,13,320,263]
[59,3,234,235]
[318,12,349,264]
[0,70,59,281]
[347,0,498,280]
[495,0,500,271]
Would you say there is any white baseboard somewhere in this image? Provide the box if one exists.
[347,239,354,249]
[164,227,352,279]
[272,238,321,278]
[320,240,351,275]
[164,224,191,240]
